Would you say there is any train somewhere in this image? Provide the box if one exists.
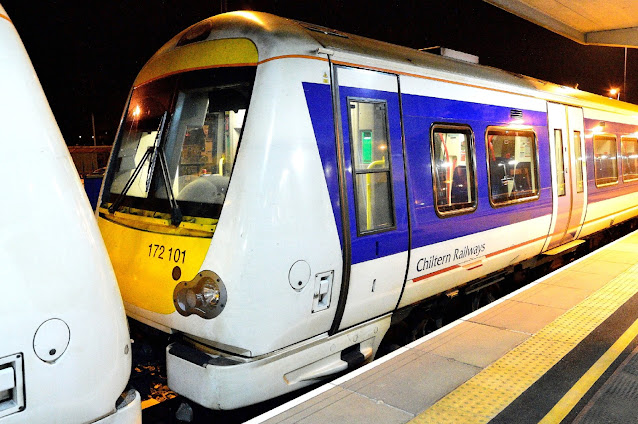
[96,11,638,410]
[0,6,141,423]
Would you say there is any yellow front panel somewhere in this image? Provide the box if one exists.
[98,217,212,314]
[134,38,258,87]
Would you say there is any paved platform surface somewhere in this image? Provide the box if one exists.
[248,230,638,424]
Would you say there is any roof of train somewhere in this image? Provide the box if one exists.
[146,11,638,118]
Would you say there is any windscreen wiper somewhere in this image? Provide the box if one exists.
[108,112,168,215]
[145,112,166,192]
[157,148,183,226]
[144,111,182,226]
[108,146,154,215]
[108,111,182,226]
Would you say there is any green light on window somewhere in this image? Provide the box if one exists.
[361,130,372,164]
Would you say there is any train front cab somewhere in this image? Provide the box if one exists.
[96,14,394,409]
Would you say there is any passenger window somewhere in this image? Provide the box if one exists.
[621,137,638,182]
[593,135,619,186]
[574,131,584,193]
[486,128,539,206]
[348,99,395,234]
[431,125,477,216]
[554,129,566,196]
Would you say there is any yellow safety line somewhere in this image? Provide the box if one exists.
[539,317,638,424]
[141,398,160,409]
[410,254,638,424]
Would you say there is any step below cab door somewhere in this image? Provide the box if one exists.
[331,65,409,332]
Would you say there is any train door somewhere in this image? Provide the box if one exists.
[330,66,409,332]
[545,102,587,250]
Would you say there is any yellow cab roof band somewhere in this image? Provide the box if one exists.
[134,38,258,87]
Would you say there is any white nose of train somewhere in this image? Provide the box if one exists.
[0,5,140,423]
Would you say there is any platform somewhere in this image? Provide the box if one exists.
[248,230,638,424]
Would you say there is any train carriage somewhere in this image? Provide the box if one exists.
[97,11,638,409]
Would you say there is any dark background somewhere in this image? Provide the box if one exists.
[3,0,635,145]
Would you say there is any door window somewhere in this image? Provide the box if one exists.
[554,129,566,196]
[573,131,584,192]
[348,99,395,234]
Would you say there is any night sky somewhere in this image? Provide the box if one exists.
[3,0,636,145]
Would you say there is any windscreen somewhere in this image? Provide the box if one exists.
[102,67,255,219]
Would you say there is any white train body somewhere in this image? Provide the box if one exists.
[0,6,140,423]
[97,12,638,409]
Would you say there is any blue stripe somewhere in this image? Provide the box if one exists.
[304,83,638,264]
[403,95,548,127]
[402,94,552,248]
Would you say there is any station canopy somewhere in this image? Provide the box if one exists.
[484,0,638,47]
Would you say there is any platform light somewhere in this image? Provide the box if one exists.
[609,88,620,100]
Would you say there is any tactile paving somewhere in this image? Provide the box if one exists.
[411,258,638,424]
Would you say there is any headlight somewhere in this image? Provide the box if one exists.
[173,270,227,319]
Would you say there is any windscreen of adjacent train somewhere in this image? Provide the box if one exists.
[102,67,255,221]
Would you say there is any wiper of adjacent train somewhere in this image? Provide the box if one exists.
[108,112,183,226]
